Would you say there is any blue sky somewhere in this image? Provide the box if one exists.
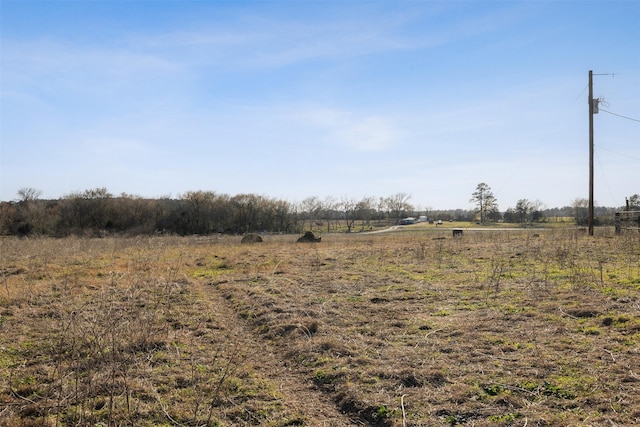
[1,0,638,210]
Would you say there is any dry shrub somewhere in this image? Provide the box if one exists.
[240,233,263,244]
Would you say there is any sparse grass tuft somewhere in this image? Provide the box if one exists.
[2,229,639,425]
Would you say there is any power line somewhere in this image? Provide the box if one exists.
[595,144,640,161]
[600,108,640,123]
[595,149,619,207]
[575,84,588,101]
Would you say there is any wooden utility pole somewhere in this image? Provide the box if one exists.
[588,70,595,236]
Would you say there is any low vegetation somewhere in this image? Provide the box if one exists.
[5,187,636,237]
[1,227,639,426]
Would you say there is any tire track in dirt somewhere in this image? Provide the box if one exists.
[204,279,357,426]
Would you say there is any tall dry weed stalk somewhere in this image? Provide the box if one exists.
[2,231,639,426]
[1,236,254,426]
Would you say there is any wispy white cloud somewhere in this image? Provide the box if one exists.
[122,7,457,71]
[1,1,637,208]
[336,116,398,152]
[293,107,400,152]
[3,39,180,80]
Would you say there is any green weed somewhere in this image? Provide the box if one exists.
[487,412,522,423]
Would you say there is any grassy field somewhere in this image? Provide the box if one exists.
[1,228,639,426]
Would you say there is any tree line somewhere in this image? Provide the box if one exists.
[0,188,418,237]
[1,186,636,237]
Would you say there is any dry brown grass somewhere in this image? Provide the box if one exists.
[1,229,639,426]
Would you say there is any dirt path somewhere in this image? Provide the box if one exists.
[203,281,356,426]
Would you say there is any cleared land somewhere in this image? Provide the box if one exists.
[1,228,639,426]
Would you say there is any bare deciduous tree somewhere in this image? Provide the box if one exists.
[385,193,412,224]
[572,198,589,226]
[300,196,322,231]
[340,197,357,233]
[627,194,640,209]
[17,187,42,202]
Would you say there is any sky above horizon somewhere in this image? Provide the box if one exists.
[1,0,639,211]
